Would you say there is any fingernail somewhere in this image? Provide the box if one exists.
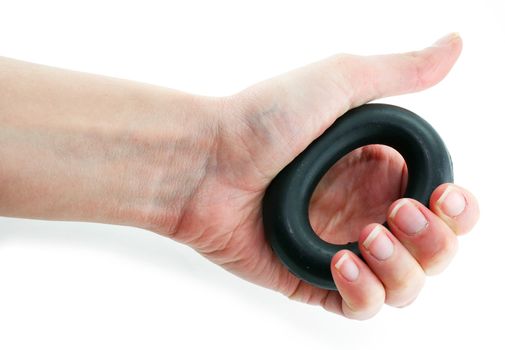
[390,199,428,235]
[437,186,466,217]
[363,225,394,261]
[433,32,460,47]
[335,253,359,282]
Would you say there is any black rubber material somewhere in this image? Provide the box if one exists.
[262,104,453,290]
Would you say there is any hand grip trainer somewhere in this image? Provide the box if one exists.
[262,104,453,290]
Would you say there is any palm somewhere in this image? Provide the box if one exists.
[170,113,406,302]
[166,58,413,304]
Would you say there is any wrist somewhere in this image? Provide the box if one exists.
[125,92,225,234]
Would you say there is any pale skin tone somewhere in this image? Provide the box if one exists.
[0,33,479,320]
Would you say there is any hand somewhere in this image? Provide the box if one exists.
[155,33,479,319]
[0,33,479,320]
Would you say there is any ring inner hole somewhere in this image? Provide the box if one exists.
[308,144,408,245]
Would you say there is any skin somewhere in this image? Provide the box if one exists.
[0,33,479,320]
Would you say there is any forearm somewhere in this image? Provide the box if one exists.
[0,57,220,231]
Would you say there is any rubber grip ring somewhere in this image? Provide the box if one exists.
[262,103,453,290]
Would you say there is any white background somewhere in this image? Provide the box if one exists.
[1,1,504,349]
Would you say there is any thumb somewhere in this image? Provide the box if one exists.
[230,33,463,179]
[338,32,463,109]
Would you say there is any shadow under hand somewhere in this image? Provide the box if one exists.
[0,216,379,346]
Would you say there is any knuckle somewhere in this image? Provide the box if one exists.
[423,234,459,275]
[344,289,385,319]
[343,300,382,320]
[393,294,420,309]
[407,50,439,90]
[385,269,425,307]
[330,53,358,66]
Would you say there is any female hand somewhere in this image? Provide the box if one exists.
[156,33,479,319]
[0,33,479,320]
